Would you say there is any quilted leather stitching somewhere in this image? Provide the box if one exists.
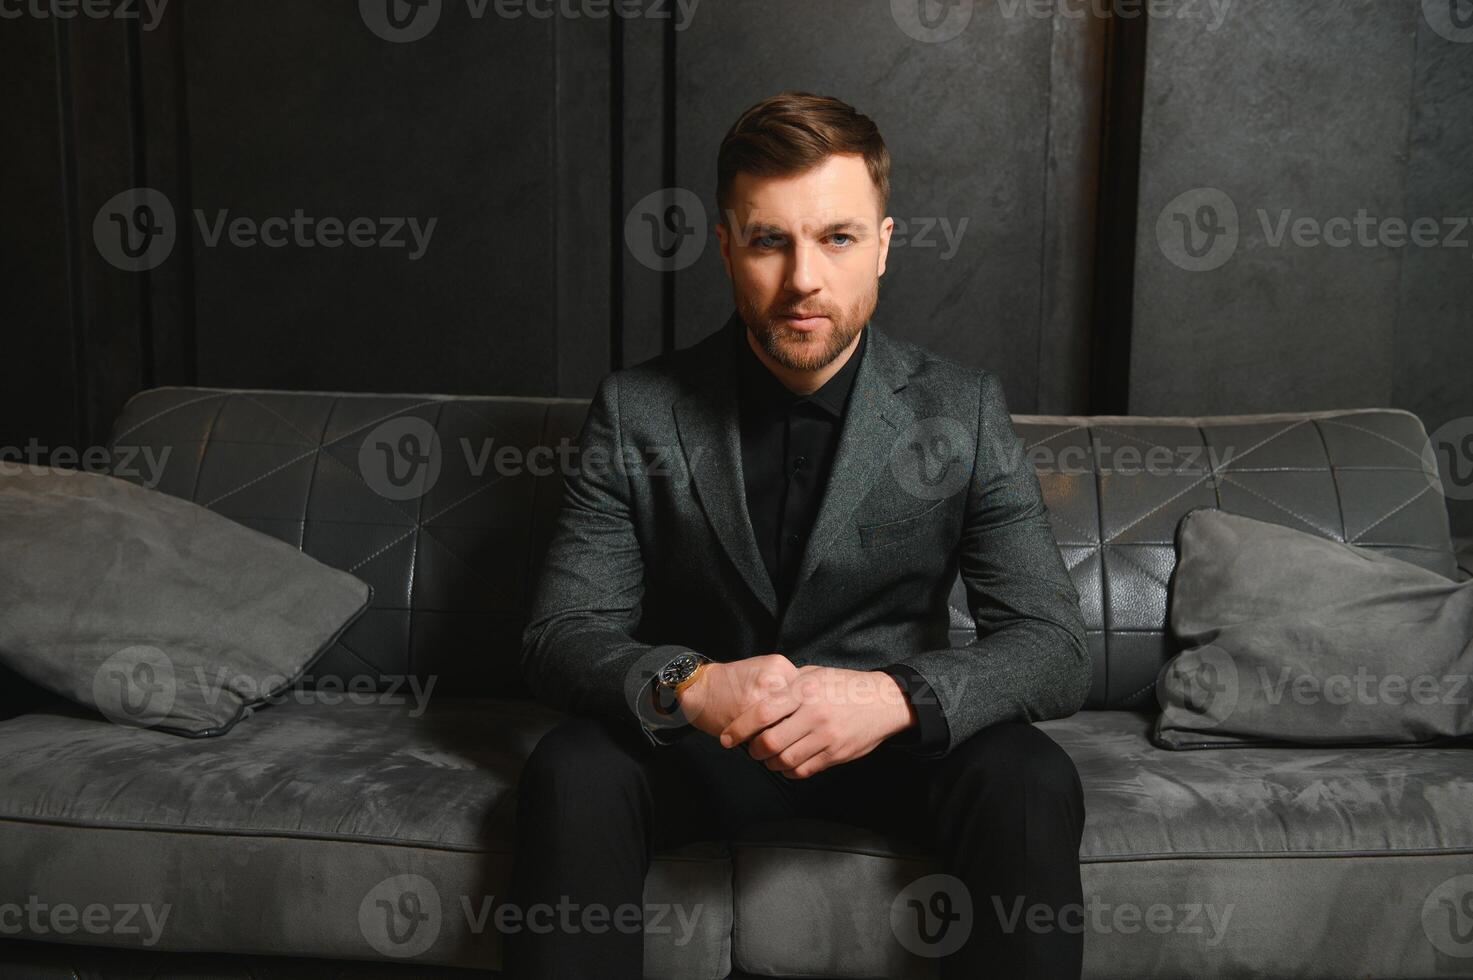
[1350,485,1439,544]
[111,390,231,442]
[1215,472,1344,540]
[1092,420,1308,543]
[104,391,1456,708]
[1023,423,1089,451]
[1311,417,1349,544]
[1319,416,1429,466]
[231,393,441,522]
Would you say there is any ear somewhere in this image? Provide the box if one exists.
[715,221,733,279]
[876,215,895,278]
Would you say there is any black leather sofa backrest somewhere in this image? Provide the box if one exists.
[106,388,1458,711]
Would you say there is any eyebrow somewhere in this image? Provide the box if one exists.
[744,219,867,237]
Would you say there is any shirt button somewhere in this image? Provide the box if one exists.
[785,533,800,546]
[792,455,807,472]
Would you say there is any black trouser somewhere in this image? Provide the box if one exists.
[505,714,1086,979]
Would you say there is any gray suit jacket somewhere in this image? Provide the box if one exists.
[520,311,1090,756]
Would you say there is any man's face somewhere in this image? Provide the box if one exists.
[716,153,893,373]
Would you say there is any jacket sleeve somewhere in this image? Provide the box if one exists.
[519,372,692,745]
[887,371,1091,756]
[877,663,950,754]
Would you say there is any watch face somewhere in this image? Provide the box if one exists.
[658,652,700,687]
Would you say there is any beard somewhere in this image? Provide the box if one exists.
[736,278,878,373]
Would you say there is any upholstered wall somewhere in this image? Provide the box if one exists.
[1,1,1468,532]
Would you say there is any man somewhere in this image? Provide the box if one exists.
[508,90,1091,979]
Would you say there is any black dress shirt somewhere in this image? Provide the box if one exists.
[734,323,948,754]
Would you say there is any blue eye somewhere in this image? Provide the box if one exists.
[831,234,854,246]
[755,234,782,248]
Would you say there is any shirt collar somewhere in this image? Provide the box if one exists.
[734,317,869,420]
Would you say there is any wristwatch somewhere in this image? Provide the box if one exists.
[651,651,710,716]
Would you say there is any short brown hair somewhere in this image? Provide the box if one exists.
[715,91,891,224]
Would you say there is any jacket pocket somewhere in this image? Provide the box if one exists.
[856,497,946,549]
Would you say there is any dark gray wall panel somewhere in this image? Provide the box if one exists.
[669,0,1102,414]
[0,19,78,456]
[139,8,195,391]
[1394,20,1473,536]
[554,13,616,396]
[1039,12,1106,414]
[9,2,1461,488]
[1131,0,1420,416]
[618,17,673,370]
[182,2,561,396]
[65,17,152,448]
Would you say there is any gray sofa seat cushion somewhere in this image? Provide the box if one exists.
[0,698,551,848]
[6,703,1470,977]
[1055,711,1473,859]
[729,711,1473,979]
[0,700,732,978]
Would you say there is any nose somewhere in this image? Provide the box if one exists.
[784,240,822,296]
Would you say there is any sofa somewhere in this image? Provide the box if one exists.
[2,386,1471,979]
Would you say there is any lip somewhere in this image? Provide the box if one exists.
[780,314,828,329]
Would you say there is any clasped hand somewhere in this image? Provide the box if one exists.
[677,654,916,779]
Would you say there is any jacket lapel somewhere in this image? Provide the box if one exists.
[785,327,915,614]
[671,313,917,624]
[672,314,779,619]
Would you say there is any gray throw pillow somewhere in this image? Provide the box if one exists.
[1154,507,1473,749]
[0,467,371,736]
